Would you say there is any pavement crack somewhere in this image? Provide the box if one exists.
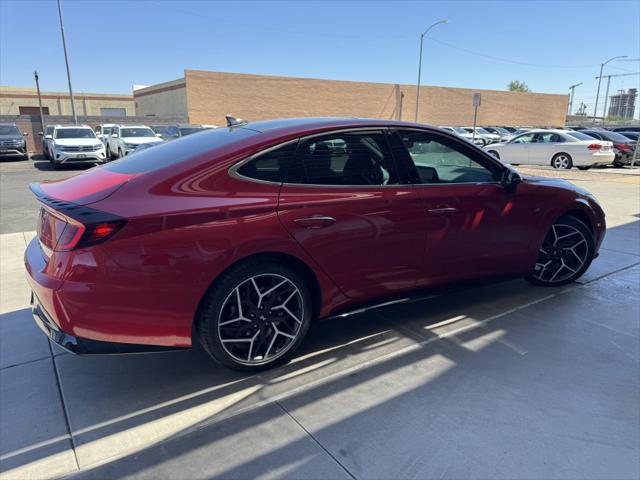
[48,340,80,472]
[274,400,358,480]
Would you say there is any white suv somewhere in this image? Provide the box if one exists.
[106,125,163,159]
[49,125,107,169]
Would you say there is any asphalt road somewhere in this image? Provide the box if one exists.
[0,157,95,234]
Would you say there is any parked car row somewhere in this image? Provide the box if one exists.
[483,128,637,169]
[36,123,216,168]
[438,125,536,146]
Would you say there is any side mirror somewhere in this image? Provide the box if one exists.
[45,135,52,139]
[501,168,522,193]
[156,133,162,137]
[38,132,43,136]
[23,132,29,137]
[112,133,119,138]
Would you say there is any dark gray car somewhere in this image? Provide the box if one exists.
[0,124,29,160]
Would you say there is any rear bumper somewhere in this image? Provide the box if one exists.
[31,292,187,355]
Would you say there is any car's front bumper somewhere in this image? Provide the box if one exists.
[0,146,27,156]
[53,150,106,163]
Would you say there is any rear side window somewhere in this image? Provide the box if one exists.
[236,141,298,183]
[286,131,399,186]
[104,127,257,174]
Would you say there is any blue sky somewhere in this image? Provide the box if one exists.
[1,0,639,117]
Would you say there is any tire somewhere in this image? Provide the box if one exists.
[526,215,595,287]
[52,161,60,170]
[551,153,573,169]
[118,148,123,159]
[488,150,500,160]
[43,147,50,160]
[197,259,313,372]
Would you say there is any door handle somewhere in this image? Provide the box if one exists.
[427,207,458,215]
[293,216,336,228]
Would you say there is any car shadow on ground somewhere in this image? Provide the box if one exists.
[1,220,639,479]
[30,155,99,172]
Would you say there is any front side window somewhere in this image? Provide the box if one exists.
[510,133,535,144]
[286,131,399,186]
[395,130,499,184]
[236,141,298,183]
[535,132,565,143]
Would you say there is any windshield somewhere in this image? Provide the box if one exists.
[54,128,96,139]
[121,127,156,138]
[151,125,179,136]
[179,127,205,136]
[494,127,510,135]
[567,131,598,141]
[452,127,469,134]
[475,128,490,135]
[0,125,20,136]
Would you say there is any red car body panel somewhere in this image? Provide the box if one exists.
[25,118,606,350]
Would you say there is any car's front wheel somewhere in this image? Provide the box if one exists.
[488,150,500,159]
[526,215,595,286]
[197,260,312,371]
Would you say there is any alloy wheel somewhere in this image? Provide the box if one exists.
[553,155,570,169]
[217,273,304,365]
[532,223,589,283]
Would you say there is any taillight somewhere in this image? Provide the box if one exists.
[37,206,125,252]
[615,143,630,152]
[587,143,602,151]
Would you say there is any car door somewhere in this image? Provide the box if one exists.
[277,129,426,300]
[390,128,540,286]
[505,132,535,164]
[533,132,566,165]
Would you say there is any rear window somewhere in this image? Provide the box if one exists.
[601,131,633,142]
[567,131,599,141]
[103,127,257,174]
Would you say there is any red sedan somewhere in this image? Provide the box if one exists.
[25,117,606,371]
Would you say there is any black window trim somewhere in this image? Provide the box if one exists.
[389,127,506,187]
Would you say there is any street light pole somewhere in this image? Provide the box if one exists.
[415,19,448,122]
[601,75,612,126]
[33,71,46,135]
[593,55,627,123]
[568,82,583,115]
[56,0,77,125]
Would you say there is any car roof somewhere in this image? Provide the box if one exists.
[116,124,152,128]
[232,117,438,138]
[54,124,92,129]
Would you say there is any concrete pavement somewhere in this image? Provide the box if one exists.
[1,166,638,479]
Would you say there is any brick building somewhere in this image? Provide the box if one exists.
[134,69,569,127]
[0,86,135,117]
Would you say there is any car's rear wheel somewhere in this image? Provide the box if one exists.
[197,260,312,371]
[526,215,595,286]
[551,153,573,169]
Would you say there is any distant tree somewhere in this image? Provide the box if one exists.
[508,80,530,92]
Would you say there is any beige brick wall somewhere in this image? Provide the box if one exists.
[183,70,568,127]
[134,79,188,117]
[0,86,134,116]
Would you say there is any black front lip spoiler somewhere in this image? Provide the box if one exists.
[31,293,188,355]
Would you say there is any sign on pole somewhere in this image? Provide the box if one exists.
[472,93,482,107]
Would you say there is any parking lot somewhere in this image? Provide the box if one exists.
[1,158,639,479]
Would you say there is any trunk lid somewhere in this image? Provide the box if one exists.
[33,168,138,205]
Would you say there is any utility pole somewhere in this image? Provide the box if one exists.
[56,0,77,124]
[415,19,448,122]
[568,82,583,115]
[33,71,46,135]
[593,56,627,123]
[602,76,612,125]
